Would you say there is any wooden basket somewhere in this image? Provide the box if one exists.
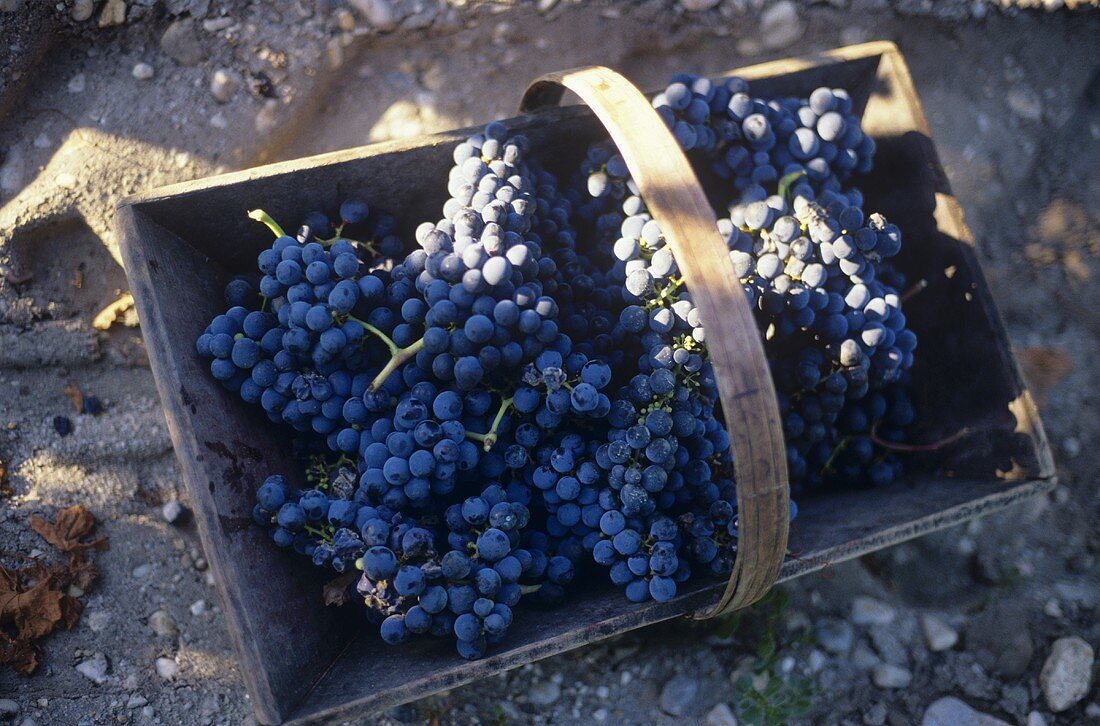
[116,42,1055,725]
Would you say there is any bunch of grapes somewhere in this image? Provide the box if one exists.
[198,69,920,661]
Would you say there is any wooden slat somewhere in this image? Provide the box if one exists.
[520,67,789,617]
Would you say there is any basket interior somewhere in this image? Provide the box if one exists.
[121,46,1052,724]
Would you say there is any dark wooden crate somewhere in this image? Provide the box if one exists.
[116,42,1055,725]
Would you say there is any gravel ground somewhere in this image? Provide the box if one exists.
[0,2,1098,725]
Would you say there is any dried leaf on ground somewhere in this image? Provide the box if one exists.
[91,292,136,330]
[323,572,358,607]
[30,505,108,555]
[2,506,107,675]
[1018,346,1073,401]
[63,379,85,413]
[0,632,38,675]
[66,554,100,591]
[0,455,9,498]
[0,579,65,641]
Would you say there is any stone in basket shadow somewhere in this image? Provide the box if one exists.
[116,42,1055,725]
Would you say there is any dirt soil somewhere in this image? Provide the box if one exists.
[0,2,1098,725]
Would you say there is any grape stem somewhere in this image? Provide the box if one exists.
[870,422,970,453]
[352,319,427,392]
[247,208,286,238]
[900,278,928,302]
[466,396,515,452]
[519,584,542,595]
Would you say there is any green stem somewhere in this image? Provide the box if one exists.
[778,169,806,201]
[519,584,542,595]
[248,209,286,238]
[351,316,398,355]
[368,337,426,392]
[479,396,514,452]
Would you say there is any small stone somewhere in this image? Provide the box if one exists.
[816,618,854,653]
[68,74,86,94]
[126,695,148,709]
[202,16,234,32]
[155,657,179,680]
[0,143,24,193]
[161,499,184,523]
[706,702,738,726]
[871,664,911,689]
[1007,87,1043,122]
[969,602,1033,677]
[1086,703,1100,718]
[0,700,19,719]
[681,0,721,10]
[209,112,227,129]
[592,708,608,722]
[147,609,179,638]
[863,702,887,726]
[132,62,154,80]
[189,600,207,616]
[920,614,958,652]
[853,642,881,670]
[852,597,896,626]
[1026,712,1046,726]
[839,26,867,46]
[921,697,1010,726]
[132,563,151,578]
[210,69,238,103]
[348,0,396,31]
[76,653,109,684]
[536,0,559,11]
[1040,636,1094,712]
[1044,599,1063,618]
[659,674,698,717]
[255,100,279,134]
[759,0,804,51]
[1062,437,1081,458]
[808,649,827,672]
[142,706,154,719]
[528,681,560,706]
[71,0,94,21]
[161,19,205,66]
[32,133,50,149]
[595,686,609,699]
[85,609,110,632]
[98,0,126,27]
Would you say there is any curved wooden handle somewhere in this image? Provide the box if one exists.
[521,67,789,617]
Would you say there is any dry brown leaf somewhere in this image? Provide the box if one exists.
[0,579,65,641]
[1017,346,1073,401]
[0,455,10,498]
[67,554,100,592]
[63,380,84,414]
[58,595,83,630]
[0,633,38,676]
[91,292,135,331]
[323,572,357,607]
[30,505,107,556]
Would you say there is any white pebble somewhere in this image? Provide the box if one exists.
[161,499,184,523]
[68,73,86,94]
[132,563,151,578]
[132,62,154,80]
[155,657,179,680]
[871,663,911,689]
[189,599,207,616]
[852,596,896,626]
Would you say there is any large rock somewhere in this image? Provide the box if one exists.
[1040,636,1094,712]
[922,697,1011,726]
[967,601,1033,677]
[161,19,205,66]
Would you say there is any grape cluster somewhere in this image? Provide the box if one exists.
[199,69,918,661]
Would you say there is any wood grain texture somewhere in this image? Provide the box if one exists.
[521,67,789,618]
